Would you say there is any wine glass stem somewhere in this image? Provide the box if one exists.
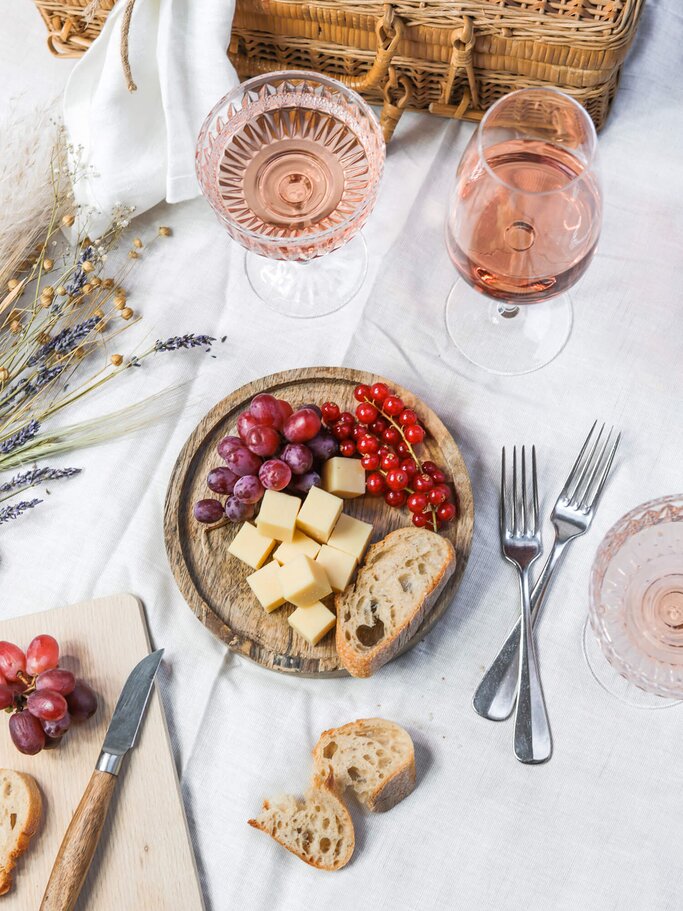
[498,303,520,319]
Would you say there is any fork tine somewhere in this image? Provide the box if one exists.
[500,447,508,535]
[512,446,519,535]
[521,445,528,534]
[572,424,612,507]
[560,420,598,501]
[531,445,539,534]
[568,423,605,506]
[581,430,621,511]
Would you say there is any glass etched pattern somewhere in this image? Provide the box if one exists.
[196,72,384,263]
[589,494,683,698]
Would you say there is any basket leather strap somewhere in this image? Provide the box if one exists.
[380,66,412,142]
[441,17,479,110]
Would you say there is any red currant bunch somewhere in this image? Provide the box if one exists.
[319,382,458,532]
[0,635,98,755]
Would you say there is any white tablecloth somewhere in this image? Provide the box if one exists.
[3,3,683,909]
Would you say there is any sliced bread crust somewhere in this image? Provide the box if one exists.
[0,769,42,896]
[335,527,456,677]
[313,718,416,812]
[248,772,354,871]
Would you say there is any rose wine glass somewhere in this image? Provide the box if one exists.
[196,71,385,318]
[445,88,602,374]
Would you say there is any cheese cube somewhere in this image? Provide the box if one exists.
[279,554,332,605]
[327,513,373,562]
[246,561,285,613]
[316,544,357,593]
[288,602,336,645]
[322,457,366,498]
[228,522,276,570]
[296,487,343,543]
[256,489,301,542]
[273,530,321,565]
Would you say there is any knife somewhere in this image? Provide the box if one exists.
[40,648,164,911]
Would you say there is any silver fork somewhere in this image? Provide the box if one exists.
[474,423,621,724]
[500,446,550,764]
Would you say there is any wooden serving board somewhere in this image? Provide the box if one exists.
[164,367,474,677]
[0,594,204,911]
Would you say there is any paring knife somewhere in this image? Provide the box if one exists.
[40,648,164,911]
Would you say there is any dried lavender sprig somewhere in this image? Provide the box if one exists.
[0,420,40,454]
[64,245,93,295]
[0,499,42,525]
[23,365,65,397]
[0,466,81,494]
[28,317,100,366]
[154,334,216,352]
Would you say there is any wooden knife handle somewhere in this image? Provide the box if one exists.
[40,769,117,911]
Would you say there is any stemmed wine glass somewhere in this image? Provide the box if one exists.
[445,87,602,374]
[196,71,385,319]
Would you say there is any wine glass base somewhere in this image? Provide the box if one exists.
[581,617,682,710]
[445,278,573,375]
[245,233,368,319]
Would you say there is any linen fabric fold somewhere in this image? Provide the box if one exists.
[63,0,238,234]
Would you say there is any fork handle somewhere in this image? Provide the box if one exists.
[472,539,568,721]
[513,568,552,764]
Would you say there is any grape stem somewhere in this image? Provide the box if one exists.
[364,396,439,533]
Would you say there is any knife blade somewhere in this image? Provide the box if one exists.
[40,648,164,911]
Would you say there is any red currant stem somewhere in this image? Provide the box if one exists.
[16,671,33,690]
[368,398,438,532]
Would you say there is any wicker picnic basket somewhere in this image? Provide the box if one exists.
[35,0,644,141]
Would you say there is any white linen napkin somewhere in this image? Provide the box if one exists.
[63,0,238,235]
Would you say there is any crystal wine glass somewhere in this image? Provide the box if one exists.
[196,72,385,319]
[445,87,602,374]
[587,493,683,704]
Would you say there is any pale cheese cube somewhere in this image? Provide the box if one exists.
[316,544,357,593]
[288,602,336,645]
[327,513,373,562]
[246,561,285,613]
[296,486,343,543]
[256,489,301,542]
[228,522,275,570]
[273,530,321,565]
[322,457,366,498]
[279,554,332,605]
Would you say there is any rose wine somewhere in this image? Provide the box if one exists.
[217,106,373,244]
[446,138,601,304]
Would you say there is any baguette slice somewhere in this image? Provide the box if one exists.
[0,769,42,895]
[248,772,354,871]
[313,718,415,812]
[335,527,455,677]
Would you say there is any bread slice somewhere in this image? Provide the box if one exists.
[248,772,354,870]
[0,769,42,895]
[335,527,455,677]
[313,718,416,812]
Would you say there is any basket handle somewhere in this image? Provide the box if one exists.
[380,67,412,142]
[343,4,404,94]
[429,89,484,125]
[438,17,480,110]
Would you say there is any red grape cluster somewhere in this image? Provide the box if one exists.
[0,635,98,755]
[321,382,457,531]
[194,394,339,524]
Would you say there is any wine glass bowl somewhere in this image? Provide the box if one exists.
[196,72,385,317]
[445,87,602,373]
[589,494,683,700]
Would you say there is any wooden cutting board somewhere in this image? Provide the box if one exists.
[0,594,204,910]
[164,366,474,677]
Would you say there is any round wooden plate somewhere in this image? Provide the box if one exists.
[164,367,474,677]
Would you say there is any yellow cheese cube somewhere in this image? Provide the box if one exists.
[322,457,366,498]
[246,561,285,613]
[228,522,276,570]
[327,513,373,562]
[288,602,336,645]
[296,486,343,543]
[316,544,357,593]
[256,489,301,542]
[273,530,321,565]
[279,554,332,605]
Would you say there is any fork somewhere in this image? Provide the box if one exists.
[474,423,621,724]
[499,446,550,764]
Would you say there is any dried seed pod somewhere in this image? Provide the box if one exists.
[110,354,124,367]
[133,237,143,248]
[102,278,115,289]
[120,307,134,320]
[56,285,67,296]
[128,251,139,260]
[7,278,19,291]
[43,258,54,270]
[158,226,172,237]
[113,296,126,310]
[0,367,9,383]
[37,332,51,345]
[82,260,94,273]
[61,213,75,227]
[90,276,102,288]
[82,283,92,295]
[42,286,55,298]
[10,320,22,334]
